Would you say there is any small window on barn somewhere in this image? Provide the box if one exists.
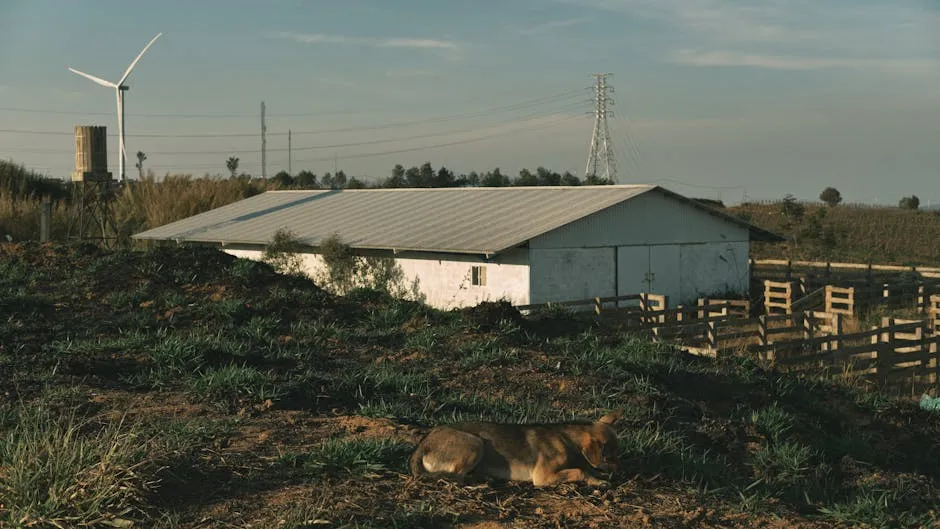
[471,265,487,286]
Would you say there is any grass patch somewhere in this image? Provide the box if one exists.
[277,437,413,478]
[0,405,156,528]
[187,364,283,408]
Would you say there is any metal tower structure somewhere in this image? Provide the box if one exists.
[68,125,119,246]
[584,73,617,183]
[261,101,267,179]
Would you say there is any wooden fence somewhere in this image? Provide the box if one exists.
[752,259,940,283]
[516,291,939,394]
[516,293,748,332]
[762,278,938,318]
[670,311,938,395]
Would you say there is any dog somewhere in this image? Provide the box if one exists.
[409,410,622,487]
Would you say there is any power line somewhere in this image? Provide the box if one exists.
[0,106,377,118]
[0,88,584,138]
[0,102,584,157]
[57,113,585,171]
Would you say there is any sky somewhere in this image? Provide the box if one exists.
[1,0,938,204]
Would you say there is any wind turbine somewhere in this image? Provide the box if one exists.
[68,33,162,183]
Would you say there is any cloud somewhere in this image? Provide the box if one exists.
[379,38,456,50]
[514,16,592,36]
[270,31,457,50]
[385,69,440,78]
[673,49,940,74]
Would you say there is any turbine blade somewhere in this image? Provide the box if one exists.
[119,32,162,85]
[68,67,117,88]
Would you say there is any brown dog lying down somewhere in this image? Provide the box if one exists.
[409,411,622,487]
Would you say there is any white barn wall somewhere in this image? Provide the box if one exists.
[529,248,616,304]
[678,241,750,300]
[529,191,752,306]
[529,191,750,248]
[222,247,530,310]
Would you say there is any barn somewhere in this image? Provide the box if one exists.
[132,185,783,309]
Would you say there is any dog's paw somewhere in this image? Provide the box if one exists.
[586,477,611,488]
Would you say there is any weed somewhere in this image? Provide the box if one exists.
[748,402,795,442]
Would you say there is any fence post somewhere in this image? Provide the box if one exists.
[706,321,718,352]
[758,315,768,347]
[916,285,925,314]
[40,196,52,243]
[877,318,895,388]
[831,313,843,352]
[640,293,649,325]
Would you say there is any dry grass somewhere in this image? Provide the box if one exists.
[0,172,268,244]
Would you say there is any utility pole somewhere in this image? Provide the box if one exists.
[261,101,267,179]
[584,73,617,183]
[288,129,292,175]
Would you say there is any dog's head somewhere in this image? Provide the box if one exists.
[580,410,623,473]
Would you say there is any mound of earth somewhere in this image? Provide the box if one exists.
[457,300,527,331]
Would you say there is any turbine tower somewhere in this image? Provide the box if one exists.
[584,73,617,183]
[68,33,163,184]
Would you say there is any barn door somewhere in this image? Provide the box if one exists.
[648,245,682,305]
[616,246,650,306]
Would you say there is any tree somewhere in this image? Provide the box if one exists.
[536,167,561,186]
[819,187,842,207]
[385,164,406,188]
[433,166,456,187]
[899,195,920,210]
[226,156,239,178]
[271,170,293,189]
[583,173,613,185]
[404,166,422,187]
[418,162,434,188]
[295,170,318,188]
[321,172,333,189]
[560,171,581,186]
[780,193,805,220]
[345,176,367,189]
[515,168,538,186]
[135,151,147,179]
[481,168,509,187]
[332,170,347,189]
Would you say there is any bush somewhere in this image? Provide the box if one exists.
[262,227,306,276]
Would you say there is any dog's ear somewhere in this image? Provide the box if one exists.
[581,436,604,468]
[597,409,624,426]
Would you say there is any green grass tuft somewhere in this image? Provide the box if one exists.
[0,405,156,528]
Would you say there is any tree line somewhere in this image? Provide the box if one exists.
[222,157,614,190]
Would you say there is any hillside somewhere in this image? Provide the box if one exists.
[729,202,940,266]
[1,242,938,529]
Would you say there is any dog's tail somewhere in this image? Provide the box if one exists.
[409,444,428,477]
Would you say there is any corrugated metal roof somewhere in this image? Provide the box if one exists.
[132,185,782,255]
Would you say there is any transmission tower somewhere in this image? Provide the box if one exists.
[584,73,617,183]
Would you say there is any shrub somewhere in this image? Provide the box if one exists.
[262,227,306,276]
